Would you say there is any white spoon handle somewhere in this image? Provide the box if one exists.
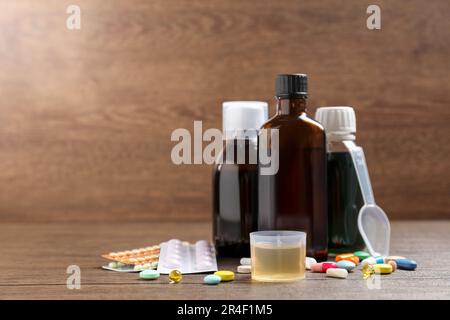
[342,140,375,205]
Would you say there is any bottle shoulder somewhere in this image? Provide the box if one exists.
[261,114,326,134]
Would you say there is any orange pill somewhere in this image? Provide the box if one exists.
[335,253,360,265]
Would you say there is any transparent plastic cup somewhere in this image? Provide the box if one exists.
[250,231,306,282]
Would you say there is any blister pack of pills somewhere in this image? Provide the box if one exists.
[157,239,218,274]
[101,245,160,265]
[101,244,161,272]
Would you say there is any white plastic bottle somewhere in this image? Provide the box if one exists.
[315,106,366,253]
[213,101,268,257]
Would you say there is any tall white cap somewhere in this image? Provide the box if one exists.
[222,101,268,139]
[315,106,356,140]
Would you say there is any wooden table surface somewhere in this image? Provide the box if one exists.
[1,221,449,300]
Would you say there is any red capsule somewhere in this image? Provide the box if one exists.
[322,262,337,272]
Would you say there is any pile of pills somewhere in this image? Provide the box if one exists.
[309,252,417,279]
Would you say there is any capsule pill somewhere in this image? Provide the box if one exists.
[322,262,337,272]
[169,269,183,283]
[396,259,417,271]
[326,268,348,279]
[335,253,359,265]
[385,256,406,263]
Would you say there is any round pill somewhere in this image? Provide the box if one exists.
[396,259,417,271]
[169,269,183,283]
[388,260,397,272]
[373,263,393,274]
[237,265,251,274]
[322,262,337,272]
[204,274,221,285]
[240,258,251,266]
[214,270,235,281]
[353,251,371,261]
[326,268,348,279]
[336,260,356,271]
[305,257,317,270]
[139,269,160,280]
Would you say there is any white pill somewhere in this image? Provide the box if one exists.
[305,257,317,270]
[361,257,377,267]
[237,265,252,274]
[240,258,251,265]
[326,268,348,279]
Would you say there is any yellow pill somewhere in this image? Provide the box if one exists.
[362,264,375,280]
[373,263,393,274]
[214,270,235,282]
[169,270,183,283]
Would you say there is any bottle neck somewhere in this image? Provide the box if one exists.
[276,96,307,116]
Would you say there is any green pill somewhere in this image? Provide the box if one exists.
[139,269,160,280]
[353,251,371,261]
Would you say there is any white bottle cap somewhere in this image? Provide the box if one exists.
[222,101,268,139]
[315,106,356,140]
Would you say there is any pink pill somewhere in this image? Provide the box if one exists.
[311,263,323,273]
[322,262,337,272]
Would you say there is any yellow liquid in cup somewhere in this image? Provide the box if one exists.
[251,243,305,282]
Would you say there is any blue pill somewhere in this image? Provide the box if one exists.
[374,256,386,264]
[336,260,356,271]
[204,274,221,285]
[396,259,417,270]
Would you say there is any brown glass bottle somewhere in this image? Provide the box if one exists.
[258,74,328,261]
[213,138,258,257]
[213,101,268,257]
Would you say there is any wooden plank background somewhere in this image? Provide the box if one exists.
[0,0,448,222]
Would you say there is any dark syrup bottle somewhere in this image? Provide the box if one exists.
[315,106,365,253]
[213,101,268,257]
[258,74,328,261]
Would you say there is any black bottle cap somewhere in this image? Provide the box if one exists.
[275,74,308,98]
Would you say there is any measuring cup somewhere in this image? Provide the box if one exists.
[343,141,391,257]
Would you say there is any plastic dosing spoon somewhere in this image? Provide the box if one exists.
[343,140,391,257]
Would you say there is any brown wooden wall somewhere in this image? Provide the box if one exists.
[0,0,448,222]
